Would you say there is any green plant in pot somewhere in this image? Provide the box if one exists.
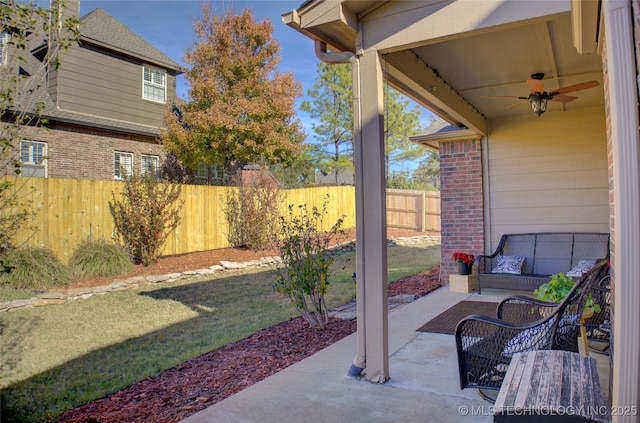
[534,272,601,314]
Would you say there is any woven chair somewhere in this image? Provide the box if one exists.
[583,274,611,354]
[455,259,610,395]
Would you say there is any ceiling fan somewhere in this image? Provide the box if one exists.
[482,73,600,116]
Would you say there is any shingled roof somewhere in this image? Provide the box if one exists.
[79,8,181,71]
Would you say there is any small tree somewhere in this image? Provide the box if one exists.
[0,1,79,254]
[109,173,184,266]
[223,166,283,250]
[272,196,345,328]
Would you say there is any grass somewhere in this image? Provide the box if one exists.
[0,241,440,423]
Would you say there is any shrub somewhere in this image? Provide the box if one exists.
[223,167,283,251]
[68,238,132,278]
[0,247,71,290]
[271,196,345,328]
[109,173,184,266]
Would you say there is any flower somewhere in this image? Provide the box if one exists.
[451,251,475,266]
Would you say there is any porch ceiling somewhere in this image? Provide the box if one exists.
[283,1,604,133]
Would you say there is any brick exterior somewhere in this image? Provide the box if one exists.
[1,122,166,180]
[439,139,485,283]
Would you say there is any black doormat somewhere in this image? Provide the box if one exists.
[417,300,498,334]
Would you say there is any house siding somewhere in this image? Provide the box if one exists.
[486,107,609,249]
[54,42,176,128]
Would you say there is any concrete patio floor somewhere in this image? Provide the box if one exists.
[181,286,610,423]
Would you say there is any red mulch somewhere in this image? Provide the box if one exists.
[55,229,441,423]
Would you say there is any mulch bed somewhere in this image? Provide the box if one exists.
[56,265,441,423]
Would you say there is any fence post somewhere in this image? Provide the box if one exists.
[418,192,425,232]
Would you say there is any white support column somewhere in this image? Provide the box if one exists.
[351,50,389,383]
[603,1,640,421]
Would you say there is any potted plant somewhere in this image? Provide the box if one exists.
[534,273,601,314]
[452,251,475,275]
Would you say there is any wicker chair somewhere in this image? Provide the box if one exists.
[583,274,611,354]
[454,259,610,394]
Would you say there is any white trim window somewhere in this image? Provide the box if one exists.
[142,65,166,103]
[20,140,47,178]
[0,32,9,67]
[141,154,160,179]
[114,151,133,180]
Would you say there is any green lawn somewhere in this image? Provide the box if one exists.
[0,241,440,423]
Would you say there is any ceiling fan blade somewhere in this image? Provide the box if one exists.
[550,95,578,103]
[505,100,528,109]
[481,95,529,99]
[549,80,599,95]
[527,79,545,93]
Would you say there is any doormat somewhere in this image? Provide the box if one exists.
[416,301,498,335]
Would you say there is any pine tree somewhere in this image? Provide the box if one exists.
[302,62,425,182]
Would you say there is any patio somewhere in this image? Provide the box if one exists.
[181,286,610,423]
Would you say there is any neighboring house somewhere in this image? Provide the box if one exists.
[282,0,640,415]
[315,168,354,186]
[1,0,182,180]
[240,164,280,189]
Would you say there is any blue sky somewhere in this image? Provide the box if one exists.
[72,0,433,172]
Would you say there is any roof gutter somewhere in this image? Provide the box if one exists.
[314,40,355,64]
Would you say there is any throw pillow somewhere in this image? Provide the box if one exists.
[491,255,526,274]
[557,313,580,336]
[566,259,596,277]
[502,319,554,357]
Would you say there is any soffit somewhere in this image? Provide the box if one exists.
[284,1,604,131]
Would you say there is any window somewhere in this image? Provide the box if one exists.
[141,154,159,179]
[212,164,224,181]
[0,32,9,67]
[143,65,166,103]
[20,140,47,178]
[195,163,209,184]
[114,152,133,180]
[195,163,224,185]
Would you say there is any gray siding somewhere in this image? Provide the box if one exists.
[54,43,177,128]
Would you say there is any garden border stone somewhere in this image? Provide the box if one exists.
[0,235,439,313]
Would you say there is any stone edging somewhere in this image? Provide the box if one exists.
[0,235,439,313]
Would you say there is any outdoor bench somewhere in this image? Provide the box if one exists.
[477,232,610,294]
[493,350,608,423]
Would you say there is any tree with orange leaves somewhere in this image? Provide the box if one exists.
[161,6,305,181]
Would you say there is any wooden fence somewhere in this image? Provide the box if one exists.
[6,178,439,262]
[386,189,441,232]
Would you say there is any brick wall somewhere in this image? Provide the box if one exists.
[439,139,485,283]
[1,122,166,180]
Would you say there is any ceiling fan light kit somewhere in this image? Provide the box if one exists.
[530,94,548,117]
[482,73,599,117]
